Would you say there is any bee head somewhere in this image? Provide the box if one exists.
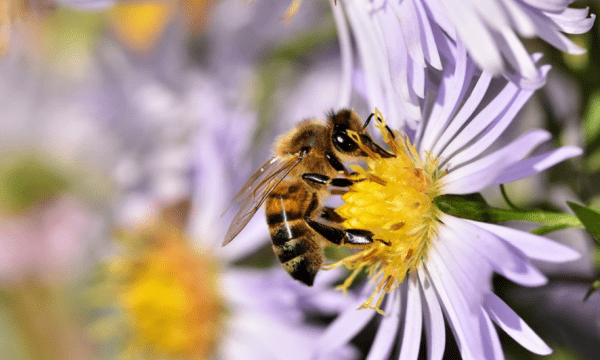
[328,109,394,159]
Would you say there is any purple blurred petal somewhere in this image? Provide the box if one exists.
[315,284,377,356]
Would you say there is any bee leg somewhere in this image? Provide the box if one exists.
[302,173,355,187]
[304,217,374,246]
[325,152,351,174]
[363,113,396,140]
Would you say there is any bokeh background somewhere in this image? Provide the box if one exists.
[0,0,599,359]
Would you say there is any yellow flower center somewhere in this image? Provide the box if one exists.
[113,223,225,359]
[332,109,444,314]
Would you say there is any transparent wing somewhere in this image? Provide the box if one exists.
[222,154,303,246]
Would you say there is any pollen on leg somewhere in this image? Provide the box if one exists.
[329,109,444,313]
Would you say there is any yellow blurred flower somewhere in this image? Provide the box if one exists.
[91,218,225,359]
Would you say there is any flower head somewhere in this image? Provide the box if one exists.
[316,39,582,360]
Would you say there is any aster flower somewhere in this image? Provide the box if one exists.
[314,37,582,360]
[331,0,595,127]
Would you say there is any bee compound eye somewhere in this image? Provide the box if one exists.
[333,129,358,153]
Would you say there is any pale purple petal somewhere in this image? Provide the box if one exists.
[430,70,492,156]
[497,27,539,80]
[366,289,401,360]
[438,81,521,162]
[392,0,426,68]
[420,41,470,153]
[398,273,423,360]
[330,0,353,108]
[315,283,378,356]
[443,130,552,194]
[502,0,537,37]
[484,293,552,355]
[520,0,573,12]
[468,221,581,262]
[425,242,487,359]
[442,216,548,287]
[491,146,583,185]
[545,8,596,34]
[418,269,445,360]
[414,0,442,70]
[436,0,504,74]
[479,307,504,360]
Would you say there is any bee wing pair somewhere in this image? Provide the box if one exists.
[222,153,304,246]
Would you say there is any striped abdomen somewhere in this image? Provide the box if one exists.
[265,181,323,286]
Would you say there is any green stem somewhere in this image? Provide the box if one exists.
[489,207,583,228]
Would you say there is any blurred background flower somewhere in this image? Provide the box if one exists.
[0,0,599,359]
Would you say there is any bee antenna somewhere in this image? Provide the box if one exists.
[363,113,375,129]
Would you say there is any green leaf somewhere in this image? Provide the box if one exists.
[567,202,600,243]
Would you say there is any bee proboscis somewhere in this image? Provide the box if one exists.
[223,109,394,285]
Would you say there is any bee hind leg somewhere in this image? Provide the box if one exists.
[304,217,373,246]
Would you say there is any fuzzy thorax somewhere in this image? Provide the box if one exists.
[332,110,444,314]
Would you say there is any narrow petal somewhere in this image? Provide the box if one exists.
[430,70,492,156]
[492,146,582,184]
[520,0,572,13]
[414,0,442,70]
[418,270,445,360]
[366,289,401,360]
[441,216,548,287]
[498,27,539,80]
[443,130,551,194]
[501,0,537,37]
[421,41,471,153]
[330,0,353,108]
[392,0,426,68]
[437,0,503,74]
[439,81,520,162]
[469,221,581,263]
[545,9,595,34]
[484,293,552,355]
[425,243,486,360]
[479,306,504,360]
[442,215,548,286]
[398,273,423,360]
[315,284,377,356]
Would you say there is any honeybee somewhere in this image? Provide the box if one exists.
[223,109,394,285]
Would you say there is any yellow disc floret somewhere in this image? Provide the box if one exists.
[332,109,444,314]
